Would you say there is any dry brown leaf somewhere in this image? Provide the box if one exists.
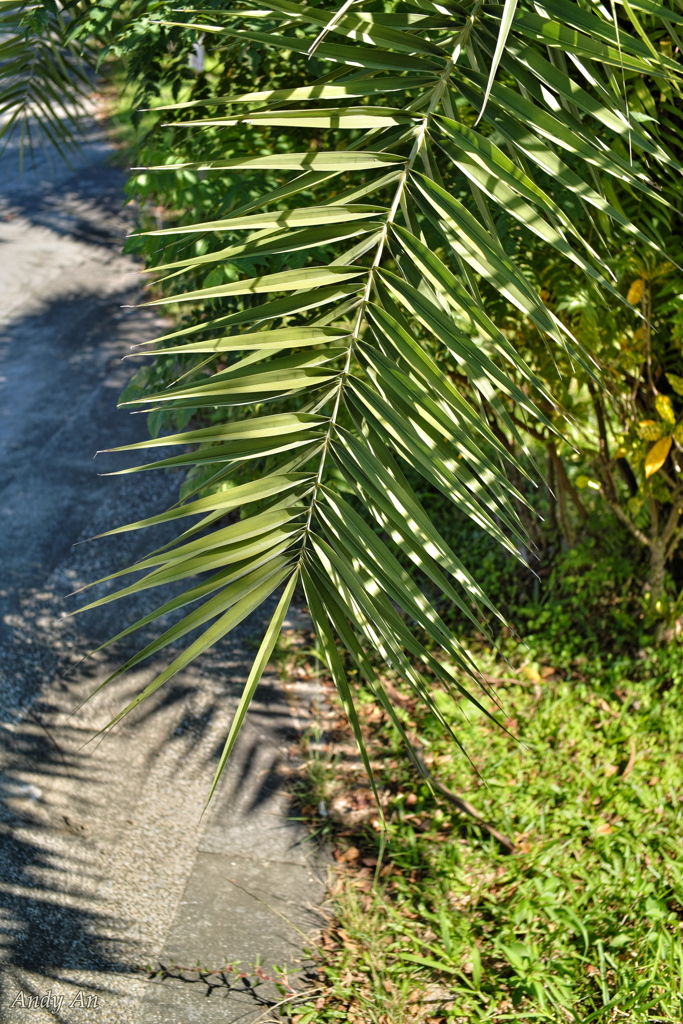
[596,698,615,716]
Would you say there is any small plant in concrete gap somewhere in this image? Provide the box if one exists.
[2,0,683,800]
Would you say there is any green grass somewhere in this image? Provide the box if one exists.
[285,639,683,1024]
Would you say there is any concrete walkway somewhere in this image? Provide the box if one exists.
[0,123,326,1023]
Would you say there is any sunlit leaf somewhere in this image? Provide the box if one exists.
[645,436,673,478]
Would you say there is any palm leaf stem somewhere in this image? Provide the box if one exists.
[298,24,481,559]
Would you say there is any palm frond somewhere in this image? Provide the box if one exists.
[0,0,94,163]
[75,0,682,786]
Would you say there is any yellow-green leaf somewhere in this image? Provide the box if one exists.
[645,435,672,478]
[666,373,683,396]
[627,278,645,304]
[637,419,666,441]
[139,151,404,173]
[165,107,415,130]
[655,394,675,424]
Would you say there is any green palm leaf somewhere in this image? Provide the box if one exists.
[57,0,682,794]
[0,0,93,162]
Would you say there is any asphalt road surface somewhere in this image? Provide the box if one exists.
[0,119,326,1023]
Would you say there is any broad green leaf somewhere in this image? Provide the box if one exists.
[153,221,383,272]
[143,266,367,307]
[139,283,364,344]
[93,474,311,537]
[257,0,446,54]
[156,76,437,110]
[504,7,680,75]
[165,106,417,130]
[475,0,518,125]
[215,22,444,69]
[131,329,347,360]
[107,432,322,475]
[108,412,328,452]
[139,151,404,173]
[138,204,385,236]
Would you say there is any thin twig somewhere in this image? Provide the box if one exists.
[250,988,322,1024]
[411,747,515,853]
[621,737,637,779]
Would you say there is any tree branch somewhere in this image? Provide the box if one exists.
[666,524,683,563]
[661,487,683,550]
[602,494,652,547]
[507,410,548,445]
[649,496,659,541]
[549,444,588,522]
